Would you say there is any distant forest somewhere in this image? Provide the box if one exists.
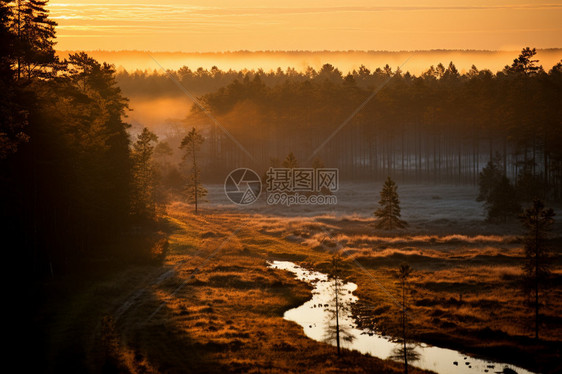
[1,0,562,281]
[117,50,562,199]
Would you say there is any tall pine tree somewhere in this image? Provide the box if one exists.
[131,127,158,221]
[282,151,299,168]
[0,0,29,159]
[180,127,207,214]
[519,199,555,340]
[323,254,355,356]
[12,0,59,80]
[394,264,418,374]
[374,176,407,230]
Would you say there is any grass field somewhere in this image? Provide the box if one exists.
[31,185,562,373]
[162,198,562,373]
[33,202,437,374]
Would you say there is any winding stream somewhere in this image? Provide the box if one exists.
[269,260,534,374]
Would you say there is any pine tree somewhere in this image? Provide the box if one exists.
[374,176,407,230]
[131,128,158,221]
[505,47,542,75]
[180,127,207,214]
[282,152,298,168]
[395,264,416,374]
[323,254,355,356]
[389,263,420,372]
[57,52,132,258]
[1,2,138,272]
[153,141,179,199]
[486,176,521,222]
[476,155,503,202]
[477,156,521,222]
[519,199,555,340]
[12,0,59,80]
[0,2,13,71]
[0,0,29,159]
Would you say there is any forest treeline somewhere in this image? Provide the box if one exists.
[0,1,164,278]
[117,49,562,199]
[143,49,560,201]
[1,1,562,278]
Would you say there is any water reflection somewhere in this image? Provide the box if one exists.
[269,260,534,374]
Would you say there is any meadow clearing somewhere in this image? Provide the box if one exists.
[33,184,561,373]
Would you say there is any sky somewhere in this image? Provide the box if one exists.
[48,0,562,52]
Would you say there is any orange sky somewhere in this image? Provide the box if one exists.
[48,0,562,52]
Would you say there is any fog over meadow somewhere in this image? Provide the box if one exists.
[80,49,562,134]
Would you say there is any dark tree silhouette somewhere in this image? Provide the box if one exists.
[0,2,13,72]
[388,264,420,373]
[0,1,29,159]
[12,0,59,80]
[117,48,562,200]
[131,127,158,221]
[505,47,542,75]
[152,140,183,200]
[180,127,207,214]
[398,264,412,374]
[477,155,503,202]
[282,152,299,168]
[374,176,407,230]
[323,254,355,356]
[477,156,521,222]
[519,199,555,340]
[488,176,521,222]
[1,43,133,274]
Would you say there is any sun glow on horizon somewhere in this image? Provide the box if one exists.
[47,0,562,53]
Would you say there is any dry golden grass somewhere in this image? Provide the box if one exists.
[35,202,560,373]
[185,206,561,373]
[108,206,435,373]
[35,203,434,373]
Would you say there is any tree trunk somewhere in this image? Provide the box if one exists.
[535,222,539,340]
[402,278,408,374]
[335,275,341,356]
[193,143,198,214]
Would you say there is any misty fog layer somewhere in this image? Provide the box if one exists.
[58,49,562,77]
[119,52,562,204]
